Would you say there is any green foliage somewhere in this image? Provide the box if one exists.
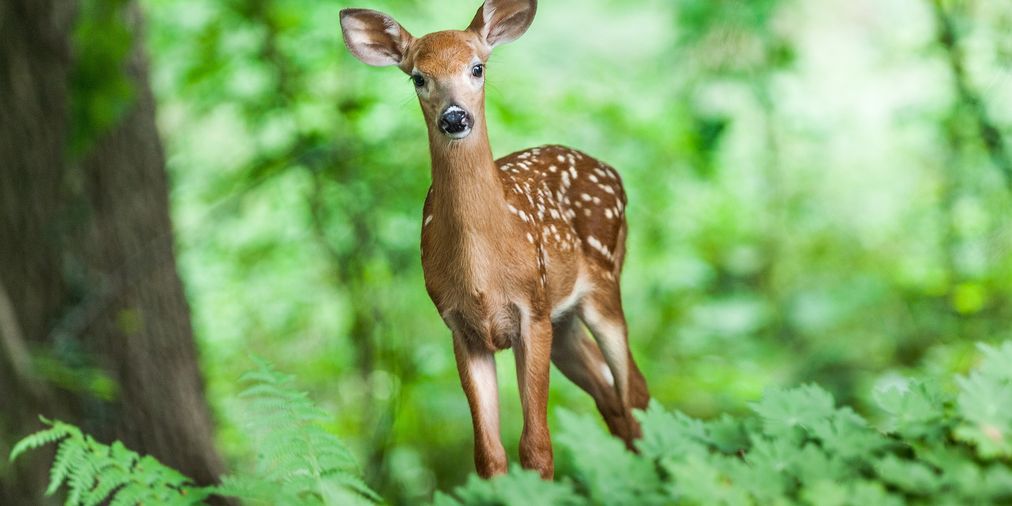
[8,419,209,506]
[71,0,135,156]
[431,465,581,506]
[954,343,1012,458]
[11,343,1012,504]
[216,358,381,505]
[437,341,1012,505]
[9,359,378,506]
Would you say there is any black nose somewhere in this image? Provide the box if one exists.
[439,106,472,135]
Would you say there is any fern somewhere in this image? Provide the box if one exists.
[13,343,1012,505]
[8,418,210,505]
[10,358,378,506]
[214,357,381,505]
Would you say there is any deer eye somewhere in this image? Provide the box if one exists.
[471,64,484,78]
[412,74,425,87]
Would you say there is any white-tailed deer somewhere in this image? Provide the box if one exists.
[340,0,649,479]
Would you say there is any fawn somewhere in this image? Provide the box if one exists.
[340,0,649,479]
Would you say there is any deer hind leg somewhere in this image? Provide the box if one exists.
[550,313,636,446]
[577,287,650,446]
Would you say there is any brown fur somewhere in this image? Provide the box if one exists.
[341,0,649,479]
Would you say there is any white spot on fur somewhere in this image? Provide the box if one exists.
[587,235,613,260]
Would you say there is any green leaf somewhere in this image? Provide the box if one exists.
[438,465,581,506]
[750,384,837,440]
[874,380,949,439]
[9,418,72,462]
[635,400,711,460]
[663,453,751,506]
[874,454,941,495]
[808,407,887,461]
[556,409,665,505]
[954,344,1012,458]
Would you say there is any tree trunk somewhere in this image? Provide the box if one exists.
[0,0,225,502]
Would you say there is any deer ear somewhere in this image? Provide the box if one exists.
[340,8,414,68]
[468,0,537,49]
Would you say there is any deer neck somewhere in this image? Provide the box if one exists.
[426,116,506,240]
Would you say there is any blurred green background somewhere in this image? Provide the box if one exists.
[140,0,1010,502]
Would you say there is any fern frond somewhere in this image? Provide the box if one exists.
[47,433,86,496]
[216,357,381,505]
[8,417,76,462]
[10,419,210,505]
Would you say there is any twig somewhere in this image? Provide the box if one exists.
[930,0,1012,192]
[0,275,47,400]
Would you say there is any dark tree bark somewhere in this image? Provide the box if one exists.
[0,0,225,502]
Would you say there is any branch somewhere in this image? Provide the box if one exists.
[0,275,47,400]
[930,0,1012,191]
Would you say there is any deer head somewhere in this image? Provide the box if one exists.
[340,0,537,142]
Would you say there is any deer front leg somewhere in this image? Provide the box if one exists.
[452,334,508,478]
[514,315,554,479]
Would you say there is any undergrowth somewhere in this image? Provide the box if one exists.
[10,359,379,505]
[11,343,1012,505]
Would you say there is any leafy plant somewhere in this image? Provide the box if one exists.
[9,359,379,506]
[9,419,209,506]
[437,341,1012,505]
[12,343,1012,505]
[215,358,381,505]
